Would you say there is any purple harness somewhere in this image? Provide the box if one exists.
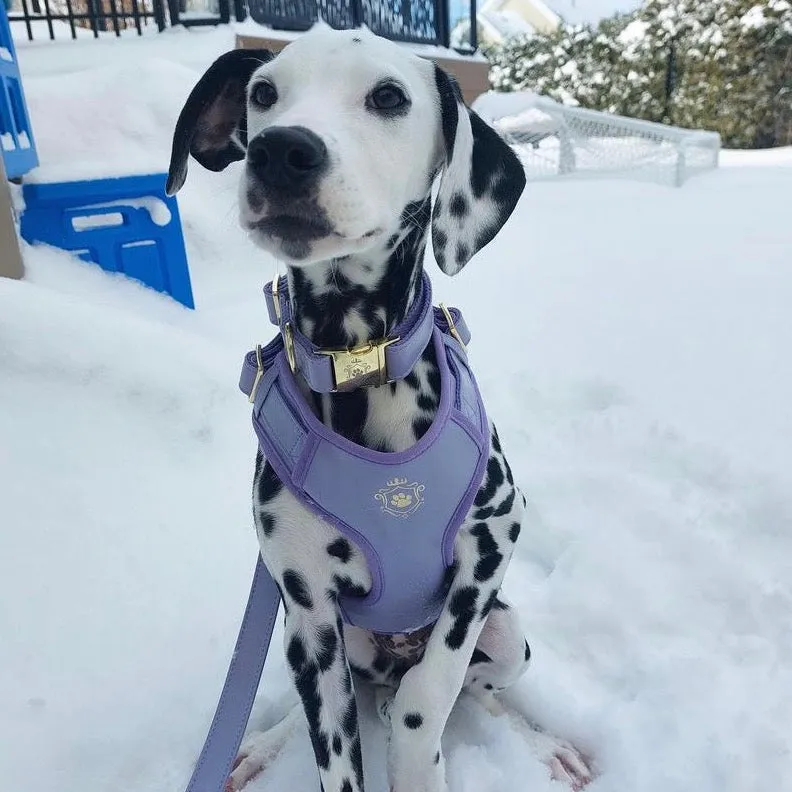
[240,272,489,634]
[183,272,488,792]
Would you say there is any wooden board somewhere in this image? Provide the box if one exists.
[235,34,490,106]
[0,156,24,280]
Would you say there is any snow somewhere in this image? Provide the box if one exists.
[4,27,792,792]
[741,5,768,30]
[617,18,648,45]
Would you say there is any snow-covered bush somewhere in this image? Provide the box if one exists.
[487,0,792,148]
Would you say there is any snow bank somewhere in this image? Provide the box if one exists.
[24,58,203,182]
[473,89,542,123]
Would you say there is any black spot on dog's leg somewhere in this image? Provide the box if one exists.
[287,634,307,671]
[287,637,328,772]
[509,521,522,543]
[480,589,499,619]
[315,624,338,671]
[255,454,283,505]
[283,569,314,609]
[470,648,492,665]
[350,736,363,789]
[259,512,276,537]
[449,192,469,217]
[342,695,358,738]
[445,585,478,650]
[333,574,368,599]
[412,415,433,440]
[471,523,504,582]
[403,712,424,729]
[474,551,503,583]
[492,489,516,517]
[474,457,505,507]
[310,728,331,771]
[327,537,352,562]
[456,244,470,268]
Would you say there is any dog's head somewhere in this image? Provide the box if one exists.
[167,26,525,272]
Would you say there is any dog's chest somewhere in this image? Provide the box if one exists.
[316,351,440,453]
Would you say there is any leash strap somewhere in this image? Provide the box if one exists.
[184,555,281,792]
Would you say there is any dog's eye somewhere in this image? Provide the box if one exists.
[367,84,409,113]
[251,81,277,110]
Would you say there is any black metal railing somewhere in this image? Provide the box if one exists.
[8,0,467,49]
[8,0,168,39]
[247,0,449,46]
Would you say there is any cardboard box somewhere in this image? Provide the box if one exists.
[0,156,24,280]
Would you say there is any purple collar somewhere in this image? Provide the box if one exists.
[261,271,436,393]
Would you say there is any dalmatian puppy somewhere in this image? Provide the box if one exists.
[167,25,592,792]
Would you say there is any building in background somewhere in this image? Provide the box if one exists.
[451,0,559,48]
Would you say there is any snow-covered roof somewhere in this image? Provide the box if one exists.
[477,6,537,41]
[545,0,641,25]
[476,0,559,41]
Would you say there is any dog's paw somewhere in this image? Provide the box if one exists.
[531,731,593,791]
[471,692,594,790]
[225,707,300,791]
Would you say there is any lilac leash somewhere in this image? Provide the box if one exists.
[183,556,281,792]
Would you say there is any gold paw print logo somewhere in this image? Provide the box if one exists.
[391,492,414,509]
[344,360,373,380]
[375,477,425,518]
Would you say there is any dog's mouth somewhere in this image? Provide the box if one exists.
[248,214,382,246]
[251,215,336,242]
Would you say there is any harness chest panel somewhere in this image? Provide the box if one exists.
[240,276,489,635]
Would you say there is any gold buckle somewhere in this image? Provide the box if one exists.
[439,303,467,352]
[283,322,297,373]
[248,344,265,404]
[318,337,399,392]
[271,273,282,323]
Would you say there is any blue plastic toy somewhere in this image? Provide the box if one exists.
[0,5,38,179]
[20,174,195,309]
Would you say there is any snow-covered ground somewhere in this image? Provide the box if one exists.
[2,26,792,792]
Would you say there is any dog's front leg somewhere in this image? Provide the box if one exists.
[386,449,524,792]
[282,593,364,792]
[252,457,371,792]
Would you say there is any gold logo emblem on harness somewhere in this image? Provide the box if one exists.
[375,477,426,518]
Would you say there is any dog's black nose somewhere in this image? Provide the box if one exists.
[247,127,328,193]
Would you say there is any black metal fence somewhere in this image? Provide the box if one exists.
[246,0,449,46]
[8,0,466,49]
[8,0,168,39]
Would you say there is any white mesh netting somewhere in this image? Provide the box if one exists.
[473,92,721,188]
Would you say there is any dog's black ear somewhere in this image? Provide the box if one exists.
[166,49,274,196]
[431,66,526,275]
